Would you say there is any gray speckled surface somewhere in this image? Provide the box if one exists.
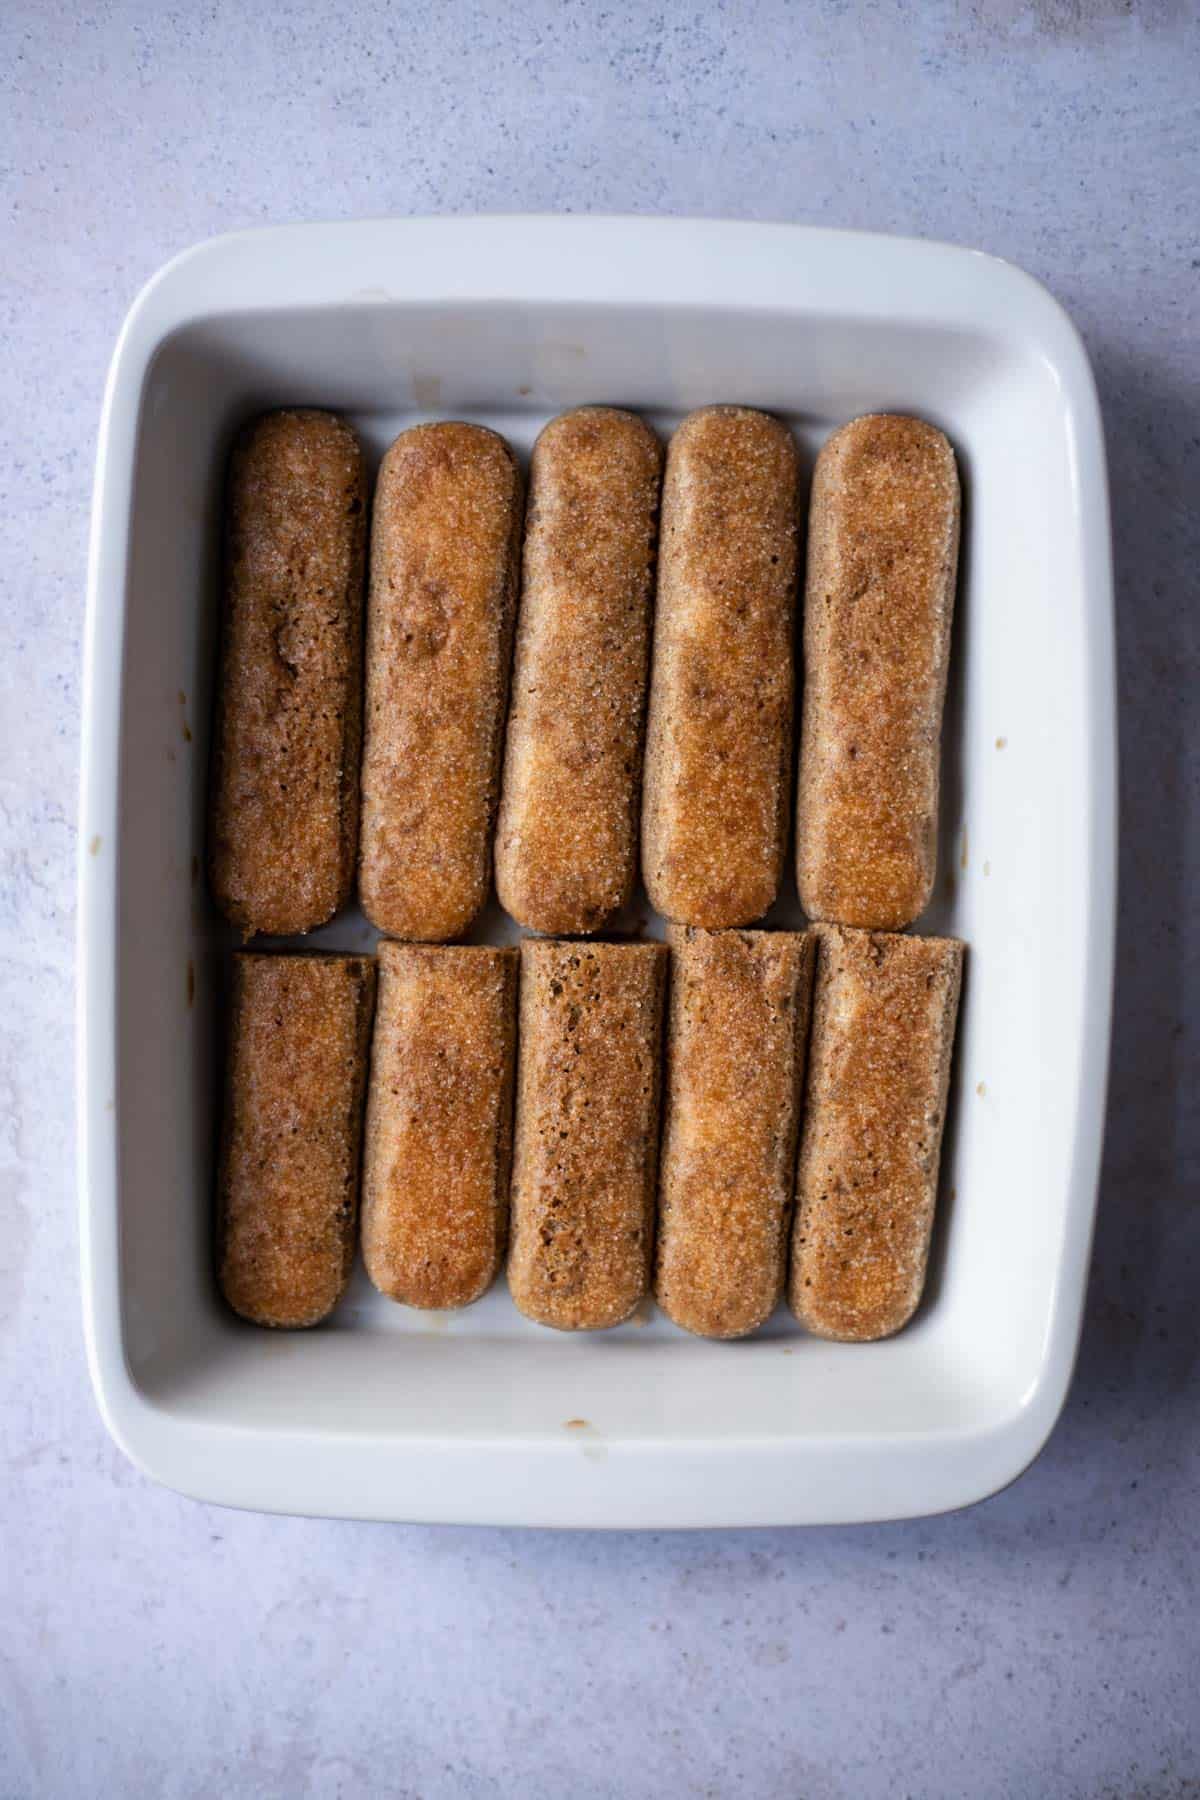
[3,2,1198,1795]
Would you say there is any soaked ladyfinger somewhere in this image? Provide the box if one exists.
[642,406,799,928]
[217,952,376,1329]
[796,414,960,930]
[359,423,523,941]
[361,943,518,1309]
[508,940,667,1330]
[208,409,367,937]
[495,408,662,934]
[790,924,963,1342]
[655,927,814,1339]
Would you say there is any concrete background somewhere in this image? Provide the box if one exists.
[2,1,1197,1794]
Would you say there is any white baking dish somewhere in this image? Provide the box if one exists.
[78,217,1115,1527]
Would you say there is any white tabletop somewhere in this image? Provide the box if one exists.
[4,2,1198,1795]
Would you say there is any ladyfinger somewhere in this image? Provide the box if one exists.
[508,940,667,1330]
[208,409,367,937]
[796,414,960,930]
[359,423,523,941]
[217,952,376,1329]
[790,924,963,1341]
[361,943,518,1309]
[641,406,799,928]
[655,927,814,1339]
[495,408,662,934]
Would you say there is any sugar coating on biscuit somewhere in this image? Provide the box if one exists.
[209,409,366,938]
[362,943,518,1310]
[656,926,815,1339]
[218,953,376,1329]
[790,924,963,1342]
[496,407,662,935]
[796,413,960,931]
[508,940,667,1330]
[642,406,799,928]
[359,422,522,942]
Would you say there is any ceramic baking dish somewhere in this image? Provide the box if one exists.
[78,217,1115,1527]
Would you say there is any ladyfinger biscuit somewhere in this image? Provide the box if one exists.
[359,423,523,941]
[217,952,376,1329]
[796,414,960,930]
[790,924,963,1342]
[209,409,367,937]
[361,943,517,1309]
[642,406,799,928]
[495,408,662,934]
[508,940,667,1330]
[655,927,814,1339]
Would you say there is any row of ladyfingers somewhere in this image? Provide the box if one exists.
[218,923,962,1342]
[208,403,959,943]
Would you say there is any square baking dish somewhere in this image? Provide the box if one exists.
[79,218,1115,1527]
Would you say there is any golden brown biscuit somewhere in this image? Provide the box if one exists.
[641,406,799,928]
[361,943,518,1309]
[796,414,960,930]
[359,422,523,941]
[208,409,367,937]
[790,924,963,1341]
[655,927,814,1339]
[496,408,662,934]
[508,939,667,1330]
[217,952,376,1328]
